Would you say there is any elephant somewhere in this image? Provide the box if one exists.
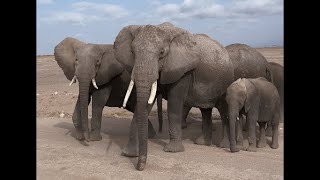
[216,43,273,148]
[114,22,234,170]
[226,77,280,152]
[266,62,283,136]
[54,37,161,142]
[156,42,274,148]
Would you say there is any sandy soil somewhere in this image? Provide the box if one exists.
[37,48,283,179]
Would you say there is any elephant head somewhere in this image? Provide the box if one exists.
[226,78,259,152]
[113,22,200,170]
[54,37,123,140]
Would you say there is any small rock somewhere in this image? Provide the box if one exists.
[37,94,40,96]
[54,91,58,95]
[59,112,65,118]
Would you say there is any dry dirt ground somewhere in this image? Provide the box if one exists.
[37,48,284,179]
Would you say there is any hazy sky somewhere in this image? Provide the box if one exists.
[37,0,283,55]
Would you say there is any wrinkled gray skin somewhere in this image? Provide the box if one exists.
[266,62,283,136]
[226,77,280,152]
[114,22,234,170]
[180,43,272,148]
[217,44,273,148]
[54,37,159,142]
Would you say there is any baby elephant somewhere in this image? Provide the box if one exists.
[226,77,280,152]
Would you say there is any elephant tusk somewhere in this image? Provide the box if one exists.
[69,76,77,86]
[148,81,157,104]
[123,80,134,108]
[92,79,99,89]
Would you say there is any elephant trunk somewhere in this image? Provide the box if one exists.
[229,109,239,152]
[135,82,152,171]
[78,78,91,140]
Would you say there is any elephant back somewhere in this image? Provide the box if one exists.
[226,43,270,81]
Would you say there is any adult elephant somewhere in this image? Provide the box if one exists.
[114,22,234,170]
[54,37,159,141]
[180,43,272,147]
[217,44,273,148]
[266,62,283,136]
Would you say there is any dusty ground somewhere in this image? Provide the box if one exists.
[37,48,284,179]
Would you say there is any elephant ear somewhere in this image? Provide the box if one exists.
[113,25,143,73]
[95,45,124,85]
[54,37,85,80]
[160,33,199,84]
[242,79,259,113]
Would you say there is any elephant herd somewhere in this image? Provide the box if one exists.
[54,22,283,171]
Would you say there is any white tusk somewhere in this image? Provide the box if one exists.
[69,76,77,86]
[92,79,98,89]
[148,81,157,104]
[123,80,134,108]
[237,117,240,121]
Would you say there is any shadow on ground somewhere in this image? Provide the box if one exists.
[54,115,226,150]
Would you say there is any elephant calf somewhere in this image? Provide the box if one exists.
[225,77,280,153]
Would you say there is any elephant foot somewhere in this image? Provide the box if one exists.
[219,137,230,148]
[230,145,240,153]
[164,140,185,152]
[89,130,102,141]
[194,135,211,146]
[271,142,279,149]
[75,129,85,141]
[266,126,272,137]
[121,146,138,157]
[257,140,267,148]
[247,145,257,152]
[84,131,90,142]
[136,156,147,171]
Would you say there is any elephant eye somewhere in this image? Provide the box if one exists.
[159,48,166,58]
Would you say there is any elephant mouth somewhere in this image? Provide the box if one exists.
[69,75,99,89]
[122,80,157,108]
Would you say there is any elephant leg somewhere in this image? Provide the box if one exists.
[90,87,112,141]
[265,121,273,137]
[236,115,244,147]
[271,113,280,149]
[163,76,190,153]
[216,100,230,148]
[257,122,267,148]
[72,95,91,140]
[246,111,257,152]
[122,116,139,157]
[147,118,157,138]
[195,108,213,146]
[157,94,163,133]
[122,102,156,157]
[181,105,191,129]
